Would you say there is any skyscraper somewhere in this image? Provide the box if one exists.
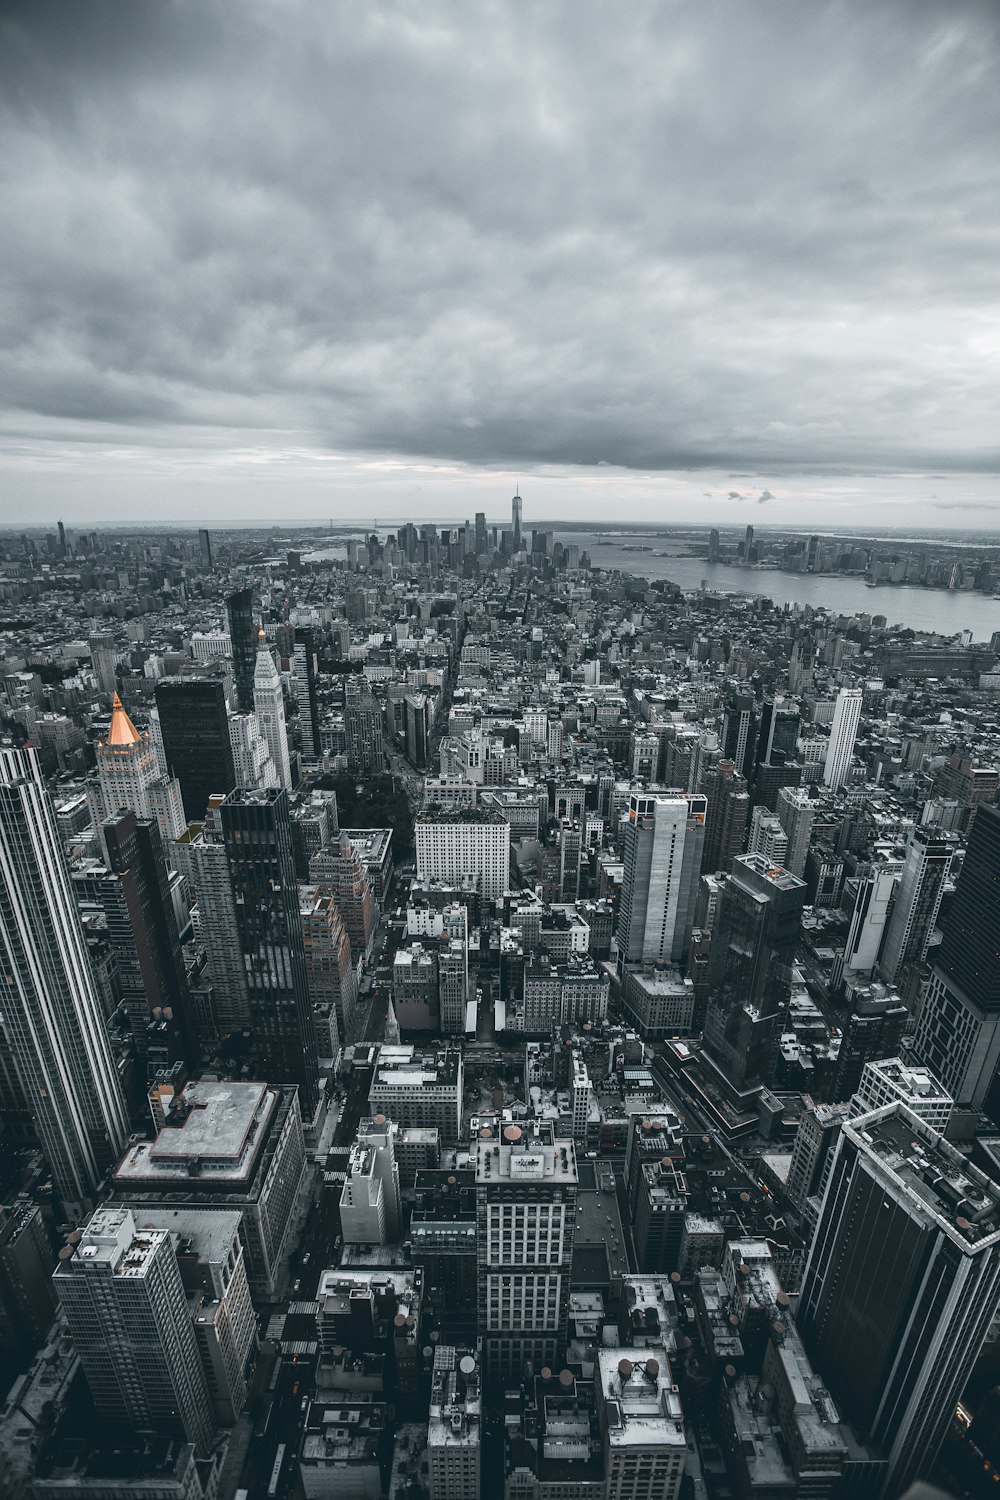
[748,805,788,866]
[405,691,433,771]
[345,675,385,773]
[840,860,902,981]
[310,835,376,962]
[438,904,469,1036]
[475,1121,577,1387]
[300,884,357,1050]
[755,695,800,769]
[293,627,321,762]
[701,759,749,873]
[340,1116,402,1245]
[54,1206,215,1456]
[253,634,292,789]
[617,792,706,971]
[822,686,863,791]
[172,797,250,1035]
[0,746,128,1215]
[878,825,955,985]
[93,693,186,841]
[511,492,523,550]
[89,633,118,698]
[225,585,257,714]
[100,808,192,1066]
[913,805,1000,1113]
[198,528,212,569]
[221,788,319,1117]
[155,676,236,822]
[775,785,814,879]
[721,691,757,776]
[798,1105,1000,1497]
[475,511,487,554]
[702,854,806,1096]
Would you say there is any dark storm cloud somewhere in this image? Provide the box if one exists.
[1,0,999,477]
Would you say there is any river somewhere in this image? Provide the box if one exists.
[552,531,1000,640]
[303,531,999,639]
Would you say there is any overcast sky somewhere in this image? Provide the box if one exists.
[1,0,998,530]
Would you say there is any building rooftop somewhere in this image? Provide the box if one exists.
[850,1103,1000,1249]
[123,1204,242,1266]
[114,1081,277,1185]
[597,1346,685,1449]
[58,1207,164,1279]
[473,1122,578,1185]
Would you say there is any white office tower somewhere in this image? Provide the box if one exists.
[475,1121,577,1386]
[0,746,128,1216]
[415,808,511,903]
[340,1115,402,1245]
[877,826,955,986]
[53,1206,215,1455]
[617,792,706,970]
[93,693,186,841]
[596,1348,686,1500]
[822,687,863,791]
[115,1205,258,1426]
[851,1056,952,1133]
[841,861,902,981]
[228,711,278,791]
[173,799,250,1033]
[428,1346,481,1500]
[748,805,788,866]
[254,637,292,790]
[798,1105,1000,1498]
[776,786,814,879]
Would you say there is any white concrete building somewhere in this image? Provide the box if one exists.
[822,687,863,791]
[852,1056,953,1133]
[340,1116,402,1246]
[53,1206,214,1455]
[416,809,511,903]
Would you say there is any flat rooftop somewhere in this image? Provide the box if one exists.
[850,1104,1000,1249]
[123,1204,242,1264]
[597,1346,685,1449]
[114,1081,277,1185]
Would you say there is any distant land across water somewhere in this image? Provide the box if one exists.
[548,528,1000,640]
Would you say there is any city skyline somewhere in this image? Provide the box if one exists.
[1,2,998,529]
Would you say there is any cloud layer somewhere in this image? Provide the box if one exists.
[1,0,998,521]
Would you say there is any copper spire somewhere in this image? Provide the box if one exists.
[106,692,141,747]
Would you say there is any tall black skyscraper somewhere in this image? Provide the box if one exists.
[221,788,319,1117]
[100,809,192,1067]
[755,696,800,769]
[702,854,806,1096]
[155,677,236,822]
[798,1105,1000,1498]
[914,804,1000,1115]
[721,690,757,775]
[226,586,257,714]
[293,627,321,762]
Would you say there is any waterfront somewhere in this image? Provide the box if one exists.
[553,530,1000,640]
[303,528,999,640]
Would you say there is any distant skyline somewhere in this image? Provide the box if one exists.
[1,2,998,529]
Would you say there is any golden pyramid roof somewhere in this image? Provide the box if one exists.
[107,692,141,747]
